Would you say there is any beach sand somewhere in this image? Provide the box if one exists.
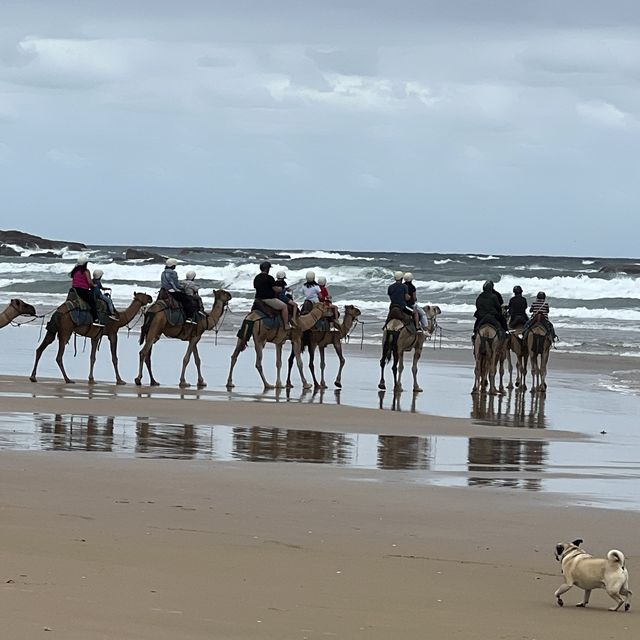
[2,324,640,638]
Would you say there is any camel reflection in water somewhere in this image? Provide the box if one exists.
[34,413,115,452]
[378,390,417,412]
[136,419,200,458]
[468,391,548,490]
[377,435,431,470]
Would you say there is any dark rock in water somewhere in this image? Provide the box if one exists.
[599,264,640,275]
[0,229,86,251]
[30,251,60,259]
[0,244,20,256]
[124,248,167,263]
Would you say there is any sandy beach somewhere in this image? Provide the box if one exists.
[2,322,640,638]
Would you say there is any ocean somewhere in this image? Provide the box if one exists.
[1,244,639,358]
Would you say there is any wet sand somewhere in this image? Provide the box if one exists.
[2,324,640,637]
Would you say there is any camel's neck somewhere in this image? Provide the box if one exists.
[0,304,19,329]
[339,313,357,338]
[205,300,226,331]
[116,300,145,327]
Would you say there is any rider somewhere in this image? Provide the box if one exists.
[302,271,321,306]
[507,285,528,330]
[161,258,196,324]
[181,270,204,319]
[523,291,558,341]
[473,280,507,337]
[317,275,340,328]
[91,269,118,320]
[387,270,418,328]
[253,261,292,327]
[70,255,103,327]
[404,272,429,331]
[274,270,297,324]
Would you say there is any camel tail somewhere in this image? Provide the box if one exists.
[381,330,399,364]
[139,312,153,345]
[45,312,60,336]
[608,549,626,567]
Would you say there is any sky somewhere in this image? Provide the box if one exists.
[0,0,639,256]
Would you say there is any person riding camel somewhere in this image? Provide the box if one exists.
[404,272,429,332]
[274,270,297,324]
[161,258,196,324]
[301,271,321,312]
[70,255,103,327]
[181,270,204,319]
[523,291,558,342]
[91,269,118,320]
[253,261,293,328]
[473,280,507,338]
[387,270,418,329]
[317,276,340,329]
[507,285,528,330]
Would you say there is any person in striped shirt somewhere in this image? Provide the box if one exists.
[523,292,557,341]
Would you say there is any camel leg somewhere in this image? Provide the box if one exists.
[255,341,273,389]
[497,353,505,394]
[286,347,296,388]
[108,334,126,385]
[30,331,56,382]
[540,347,550,392]
[145,346,160,385]
[291,341,311,390]
[394,351,402,392]
[274,342,284,388]
[88,337,99,384]
[378,355,387,390]
[411,344,423,392]
[334,340,345,388]
[135,339,152,386]
[55,334,74,384]
[506,349,514,389]
[319,346,328,389]
[488,351,498,395]
[193,344,206,388]
[226,339,245,388]
[179,339,197,388]
[308,345,320,388]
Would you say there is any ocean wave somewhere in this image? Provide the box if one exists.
[433,258,463,265]
[276,250,374,262]
[582,260,595,265]
[466,255,500,261]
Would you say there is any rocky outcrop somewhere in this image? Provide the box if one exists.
[0,230,86,251]
[124,248,167,263]
[598,264,640,275]
[0,244,20,256]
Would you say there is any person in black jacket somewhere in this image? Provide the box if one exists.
[507,285,528,329]
[473,280,507,336]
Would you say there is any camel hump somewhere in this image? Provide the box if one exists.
[384,319,405,332]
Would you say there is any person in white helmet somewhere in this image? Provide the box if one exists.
[302,271,321,303]
[274,270,297,324]
[404,273,428,331]
[387,270,418,329]
[91,269,118,320]
[160,258,196,324]
[181,270,204,319]
[70,255,102,326]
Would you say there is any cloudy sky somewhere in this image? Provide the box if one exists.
[1,1,638,256]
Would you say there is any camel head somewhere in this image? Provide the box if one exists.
[344,305,361,319]
[422,305,441,334]
[11,299,36,316]
[213,289,232,306]
[133,292,153,307]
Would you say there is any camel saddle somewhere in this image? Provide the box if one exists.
[65,289,109,327]
[383,306,416,334]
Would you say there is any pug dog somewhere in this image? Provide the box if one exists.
[554,539,632,611]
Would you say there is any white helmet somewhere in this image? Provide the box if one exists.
[93,269,104,279]
[76,254,89,265]
[185,270,196,280]
[165,258,178,267]
[404,272,413,281]
[276,270,286,279]
[317,276,327,286]
[306,270,316,282]
[394,270,404,281]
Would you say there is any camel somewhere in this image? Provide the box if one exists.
[471,324,500,395]
[226,303,326,390]
[494,333,513,393]
[135,289,232,388]
[30,291,153,385]
[378,305,441,393]
[285,304,361,389]
[508,328,529,390]
[527,321,552,393]
[0,299,37,328]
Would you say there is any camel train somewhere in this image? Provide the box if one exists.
[471,313,553,396]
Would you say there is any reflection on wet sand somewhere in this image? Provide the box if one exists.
[34,413,116,452]
[470,391,547,430]
[378,390,418,412]
[377,435,431,470]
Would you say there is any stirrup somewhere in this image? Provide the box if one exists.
[92,321,105,328]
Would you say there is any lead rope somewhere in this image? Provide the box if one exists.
[212,304,230,346]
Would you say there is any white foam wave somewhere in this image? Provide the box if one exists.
[466,255,500,261]
[433,258,463,265]
[582,260,595,265]
[276,250,373,261]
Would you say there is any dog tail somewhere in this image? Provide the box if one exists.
[608,549,626,567]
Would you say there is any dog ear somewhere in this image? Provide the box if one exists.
[572,538,584,547]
